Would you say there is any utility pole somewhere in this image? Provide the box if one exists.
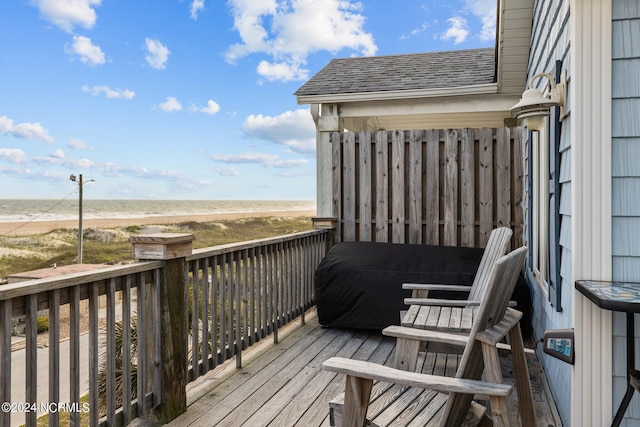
[69,173,94,264]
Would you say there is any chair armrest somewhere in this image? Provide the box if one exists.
[476,308,522,346]
[403,283,472,293]
[383,325,468,347]
[322,357,512,397]
[404,297,481,307]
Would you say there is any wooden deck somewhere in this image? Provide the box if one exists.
[165,309,561,427]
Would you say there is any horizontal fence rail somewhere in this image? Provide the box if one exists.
[332,128,525,249]
[0,228,329,426]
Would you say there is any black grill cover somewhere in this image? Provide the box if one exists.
[314,241,531,334]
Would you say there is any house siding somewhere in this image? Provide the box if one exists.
[526,0,572,425]
[612,0,640,424]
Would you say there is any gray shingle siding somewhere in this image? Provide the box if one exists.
[612,0,640,424]
[294,48,496,96]
[526,0,572,425]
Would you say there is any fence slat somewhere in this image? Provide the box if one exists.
[513,127,525,248]
[69,286,81,427]
[90,282,100,425]
[479,127,494,247]
[425,129,440,245]
[359,131,372,241]
[343,132,356,241]
[461,128,475,247]
[444,129,459,246]
[121,276,132,425]
[496,127,511,228]
[332,131,342,242]
[106,278,117,425]
[392,130,405,243]
[375,131,389,242]
[409,130,423,244]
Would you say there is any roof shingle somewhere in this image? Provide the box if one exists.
[295,48,496,97]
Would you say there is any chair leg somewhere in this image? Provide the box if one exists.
[481,343,510,427]
[343,375,373,427]
[394,337,420,371]
[508,323,536,427]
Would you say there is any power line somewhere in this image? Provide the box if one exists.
[1,189,78,237]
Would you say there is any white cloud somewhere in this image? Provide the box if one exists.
[50,149,65,159]
[215,166,240,176]
[464,0,496,41]
[0,149,28,164]
[193,100,221,115]
[0,115,55,144]
[33,0,101,32]
[66,35,106,66]
[210,152,307,169]
[68,138,93,150]
[226,0,377,82]
[242,109,316,155]
[157,97,182,112]
[190,0,205,20]
[210,152,279,165]
[82,85,135,99]
[145,38,170,70]
[441,17,469,44]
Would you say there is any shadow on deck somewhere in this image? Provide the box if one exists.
[165,309,561,427]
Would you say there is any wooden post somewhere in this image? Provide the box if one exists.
[129,233,194,424]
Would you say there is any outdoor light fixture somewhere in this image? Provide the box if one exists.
[510,70,567,131]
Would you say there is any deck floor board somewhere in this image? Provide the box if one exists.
[165,310,561,427]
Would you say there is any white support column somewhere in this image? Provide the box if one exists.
[315,104,342,217]
[571,1,613,426]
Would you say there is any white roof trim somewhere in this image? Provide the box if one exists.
[297,83,499,105]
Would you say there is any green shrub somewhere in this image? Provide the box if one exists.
[37,316,49,333]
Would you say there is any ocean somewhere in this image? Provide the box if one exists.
[0,199,316,223]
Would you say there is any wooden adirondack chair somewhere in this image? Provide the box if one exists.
[403,226,513,305]
[322,246,529,427]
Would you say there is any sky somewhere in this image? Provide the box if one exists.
[0,0,497,201]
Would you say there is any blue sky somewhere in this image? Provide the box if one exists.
[0,0,496,200]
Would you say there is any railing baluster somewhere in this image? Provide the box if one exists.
[122,276,132,425]
[211,255,219,368]
[89,282,99,427]
[201,257,209,374]
[0,299,11,427]
[48,289,60,427]
[25,294,37,427]
[235,251,242,368]
[69,286,80,427]
[191,259,200,380]
[220,254,227,361]
[106,278,116,425]
[153,269,161,408]
[137,273,146,417]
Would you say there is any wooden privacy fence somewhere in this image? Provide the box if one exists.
[332,128,525,249]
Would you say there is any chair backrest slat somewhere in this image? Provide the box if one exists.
[467,227,512,302]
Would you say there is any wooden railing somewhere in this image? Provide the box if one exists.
[186,230,328,379]
[331,128,525,249]
[0,228,329,426]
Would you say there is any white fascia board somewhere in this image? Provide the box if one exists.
[337,95,520,118]
[296,83,499,105]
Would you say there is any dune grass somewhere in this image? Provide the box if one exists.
[0,216,313,281]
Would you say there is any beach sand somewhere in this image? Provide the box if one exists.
[0,209,317,237]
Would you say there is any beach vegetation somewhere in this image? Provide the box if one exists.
[36,315,49,333]
[0,216,313,281]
